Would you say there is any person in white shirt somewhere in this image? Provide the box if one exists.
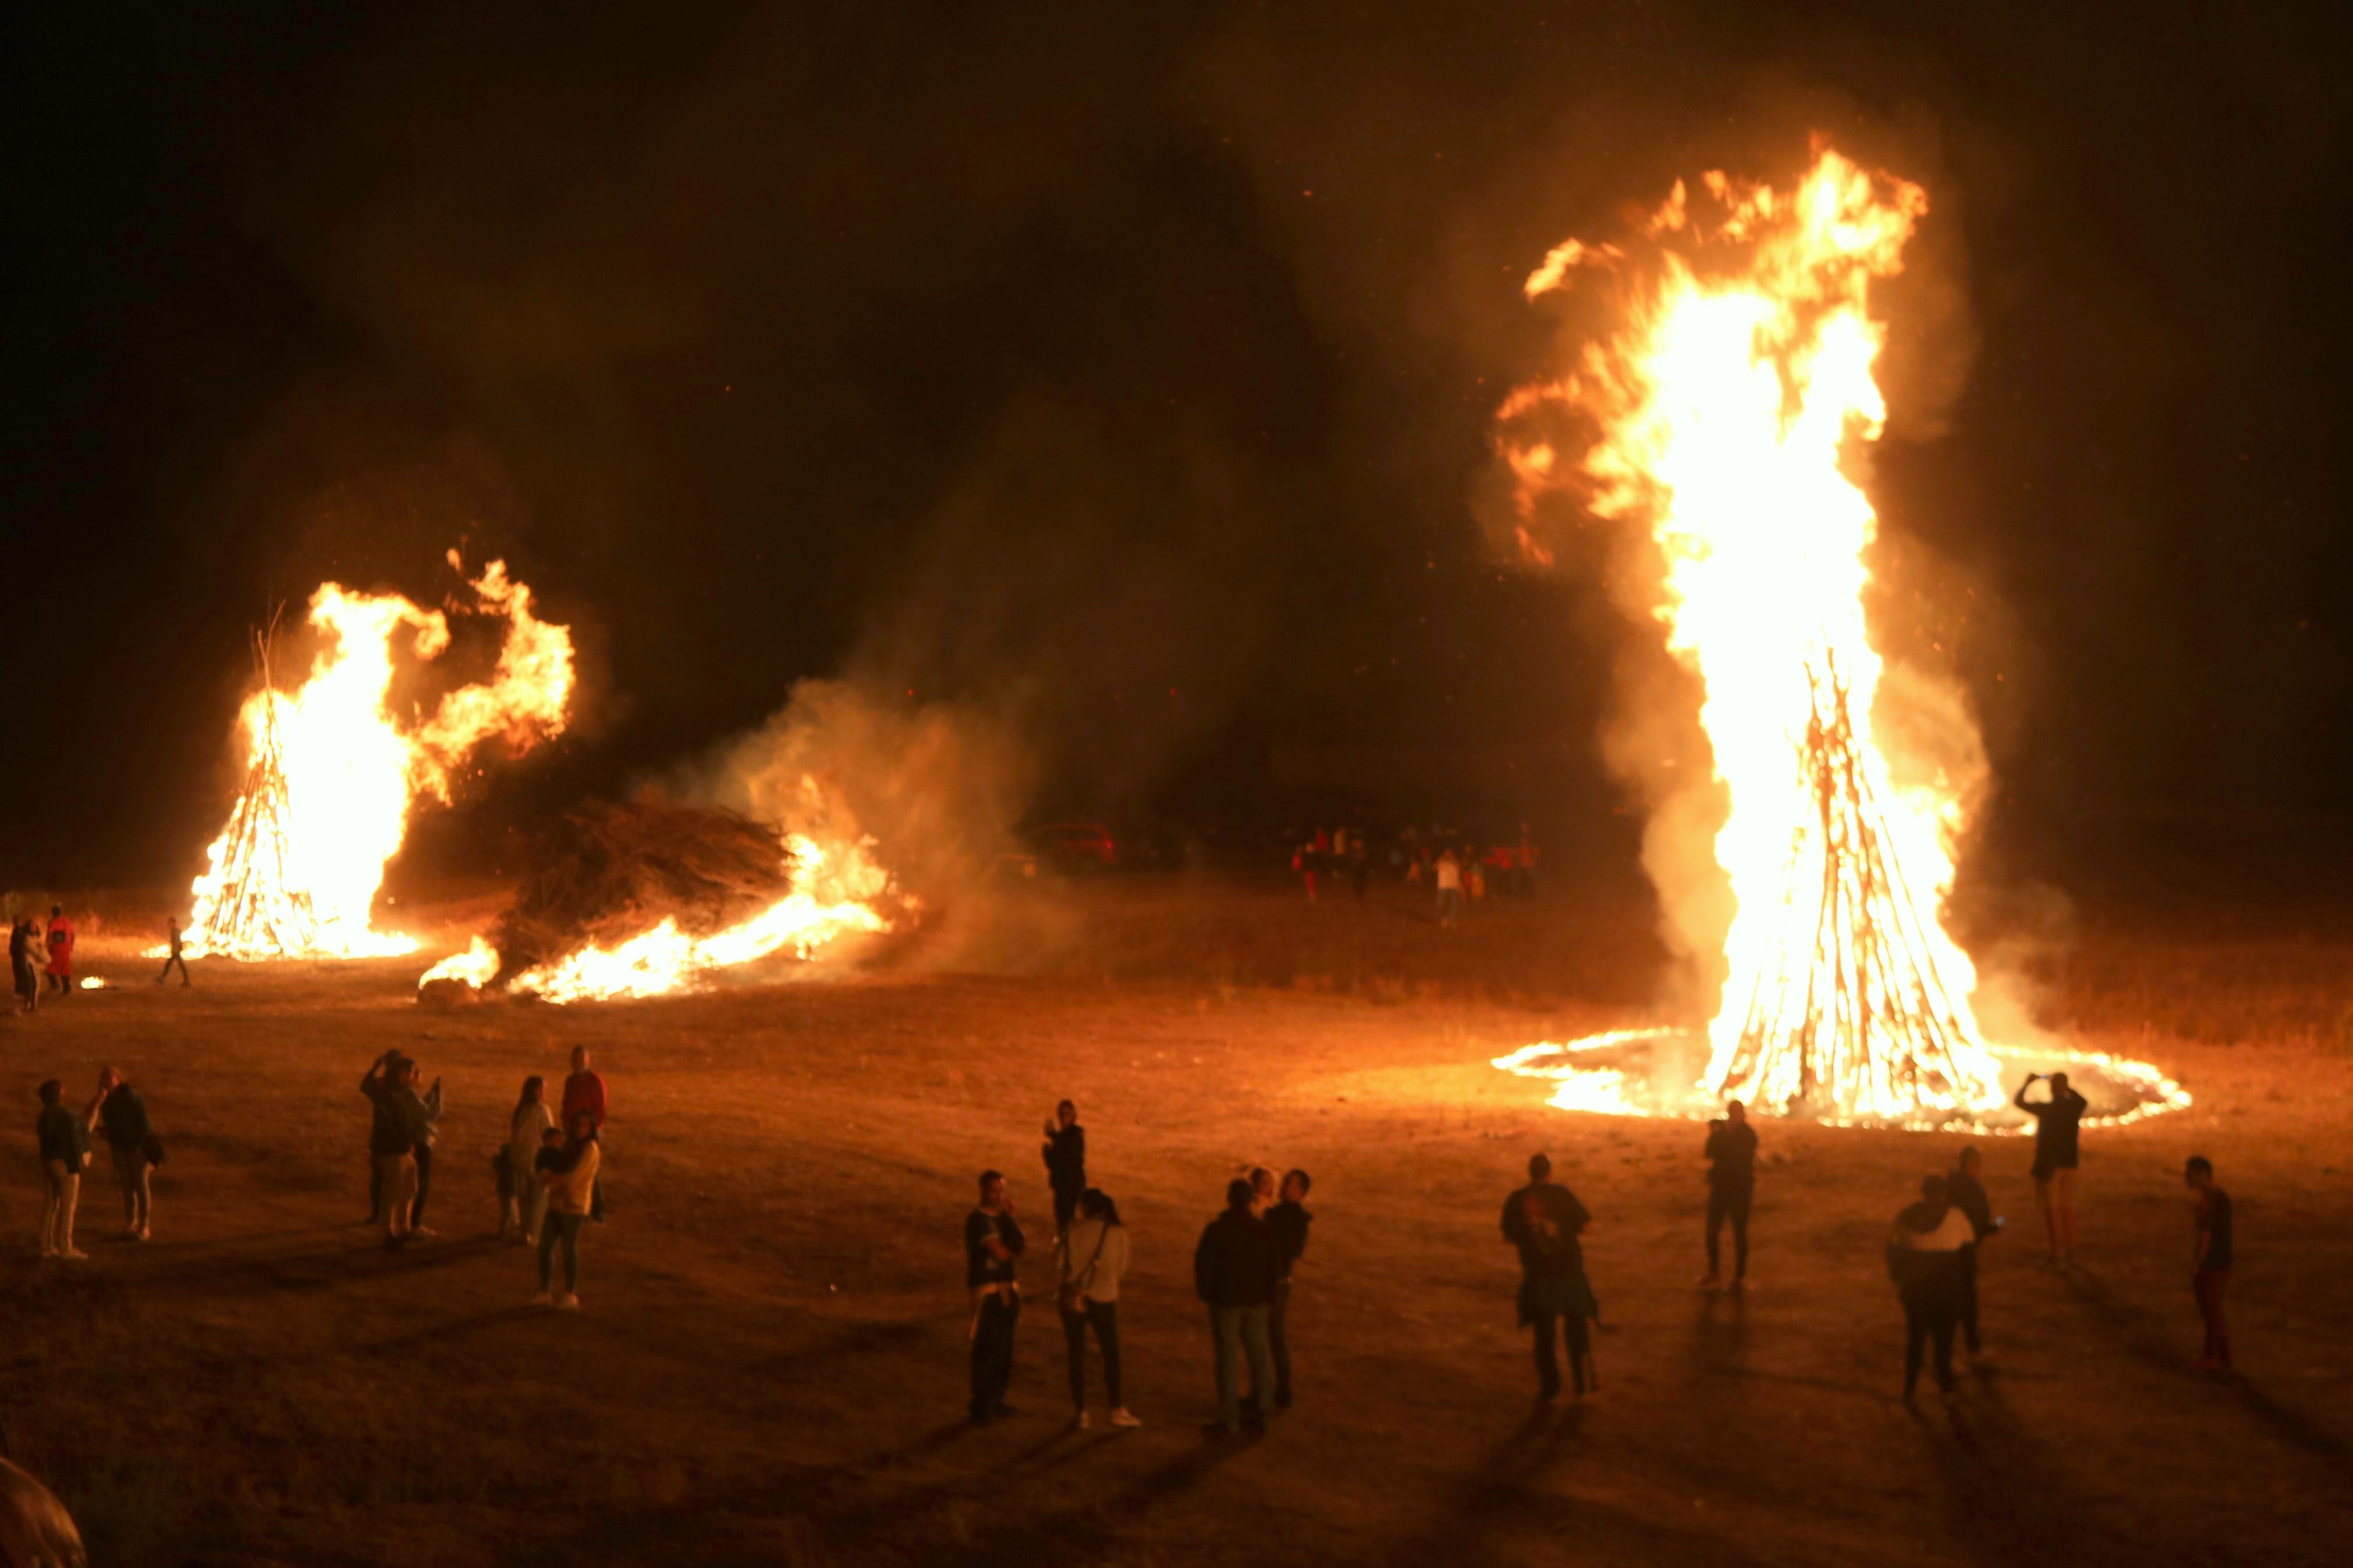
[1434,849,1464,929]
[1056,1188,1140,1430]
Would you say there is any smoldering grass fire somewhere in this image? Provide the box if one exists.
[1492,1030,2191,1132]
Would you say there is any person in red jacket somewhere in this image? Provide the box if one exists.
[43,906,74,994]
[562,1046,607,1221]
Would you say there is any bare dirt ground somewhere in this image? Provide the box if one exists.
[3,873,2349,1566]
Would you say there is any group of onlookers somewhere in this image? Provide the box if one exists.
[359,1045,608,1304]
[967,1102,1316,1437]
[8,905,77,1012]
[1498,1073,2238,1410]
[25,1040,2241,1431]
[32,1066,159,1257]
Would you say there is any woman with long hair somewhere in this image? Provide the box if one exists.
[502,1075,555,1243]
[1056,1187,1140,1430]
[534,1108,601,1309]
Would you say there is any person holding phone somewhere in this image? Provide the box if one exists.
[2015,1072,2088,1267]
[1041,1100,1087,1238]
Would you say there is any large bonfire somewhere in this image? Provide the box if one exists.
[176,554,574,959]
[1492,147,2181,1128]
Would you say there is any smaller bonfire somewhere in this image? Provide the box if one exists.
[423,790,899,1004]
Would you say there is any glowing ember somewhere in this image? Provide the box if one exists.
[77,977,107,991]
[175,554,574,960]
[419,830,896,1003]
[1494,148,2179,1126]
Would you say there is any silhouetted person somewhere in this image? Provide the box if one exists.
[2185,1155,2234,1373]
[1042,1100,1087,1236]
[95,1066,154,1242]
[1195,1177,1279,1434]
[157,916,190,986]
[1947,1147,2001,1359]
[1699,1100,1757,1290]
[1890,1174,1973,1402]
[1267,1169,1313,1409]
[1503,1153,1598,1400]
[42,906,73,994]
[406,1061,443,1236]
[361,1051,418,1244]
[967,1169,1027,1424]
[2015,1071,2088,1265]
[1055,1187,1138,1430]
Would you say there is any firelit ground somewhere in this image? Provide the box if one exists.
[2,875,2347,1566]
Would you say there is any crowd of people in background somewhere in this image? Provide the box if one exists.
[1286,823,1543,926]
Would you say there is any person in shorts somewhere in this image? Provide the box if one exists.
[2014,1071,2087,1267]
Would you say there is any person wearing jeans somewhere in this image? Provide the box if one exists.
[95,1067,153,1241]
[1056,1187,1140,1430]
[534,1112,601,1308]
[1194,1178,1279,1434]
[36,1079,90,1260]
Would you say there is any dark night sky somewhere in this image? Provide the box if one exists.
[2,1,2348,890]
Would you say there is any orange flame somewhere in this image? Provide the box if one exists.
[419,819,899,1003]
[178,557,574,959]
[1502,148,2003,1121]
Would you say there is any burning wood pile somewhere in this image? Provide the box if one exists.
[422,781,901,1004]
[1490,148,2178,1129]
[187,623,318,956]
[1715,657,1999,1120]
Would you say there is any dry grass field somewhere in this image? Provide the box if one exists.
[2,873,2348,1566]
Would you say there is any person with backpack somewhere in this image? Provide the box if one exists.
[95,1066,155,1241]
[1055,1187,1140,1431]
[36,1079,92,1259]
[1502,1153,1598,1401]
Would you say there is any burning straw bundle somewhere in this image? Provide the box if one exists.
[484,797,794,983]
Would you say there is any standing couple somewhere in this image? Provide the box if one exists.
[1193,1165,1313,1435]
